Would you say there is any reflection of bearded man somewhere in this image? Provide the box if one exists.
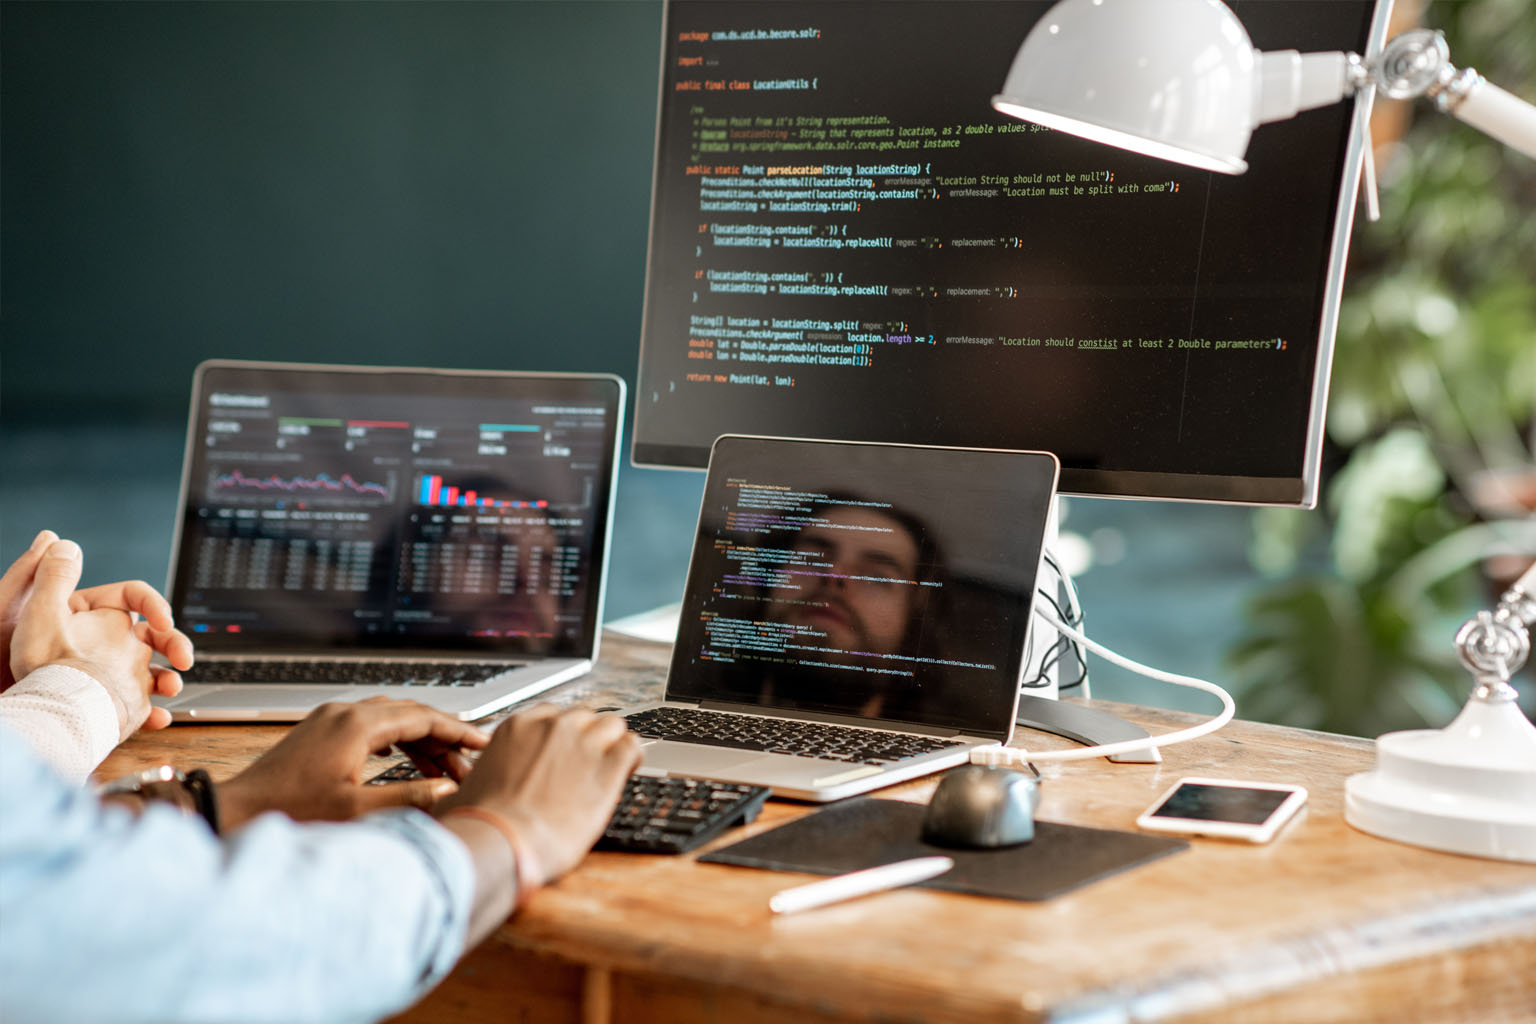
[764,503,940,659]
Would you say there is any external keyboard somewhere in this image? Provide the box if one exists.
[368,761,770,854]
[623,706,964,765]
[182,660,518,687]
[595,774,770,853]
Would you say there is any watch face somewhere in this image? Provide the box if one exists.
[100,766,198,818]
[102,765,180,793]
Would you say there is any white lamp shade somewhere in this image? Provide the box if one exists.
[991,0,1260,173]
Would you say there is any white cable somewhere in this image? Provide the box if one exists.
[973,604,1237,765]
[1049,550,1090,697]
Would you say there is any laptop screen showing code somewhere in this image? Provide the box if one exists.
[667,435,1057,738]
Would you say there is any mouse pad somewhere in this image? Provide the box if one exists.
[699,797,1188,901]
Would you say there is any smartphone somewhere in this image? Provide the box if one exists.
[1136,777,1308,843]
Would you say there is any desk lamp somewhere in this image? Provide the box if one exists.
[989,0,1535,218]
[1345,563,1536,861]
[988,0,1536,861]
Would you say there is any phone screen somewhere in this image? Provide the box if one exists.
[1149,782,1293,825]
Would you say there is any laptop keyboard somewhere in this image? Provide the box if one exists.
[369,761,770,854]
[180,660,519,687]
[623,706,964,765]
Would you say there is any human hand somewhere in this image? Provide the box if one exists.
[436,705,641,888]
[1,530,58,690]
[217,698,492,832]
[7,539,193,737]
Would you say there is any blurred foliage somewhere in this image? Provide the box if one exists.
[1231,0,1536,736]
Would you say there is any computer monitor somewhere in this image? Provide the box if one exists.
[633,0,1389,507]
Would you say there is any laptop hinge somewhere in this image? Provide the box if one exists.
[696,699,959,737]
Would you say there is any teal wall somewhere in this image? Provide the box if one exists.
[0,0,1261,716]
[2,0,664,425]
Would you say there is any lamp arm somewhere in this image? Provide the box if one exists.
[1503,560,1536,628]
[1371,28,1536,161]
[1454,559,1536,702]
[1437,74,1536,161]
[1254,32,1536,159]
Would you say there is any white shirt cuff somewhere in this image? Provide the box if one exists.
[0,665,121,784]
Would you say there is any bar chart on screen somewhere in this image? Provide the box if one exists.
[416,474,549,511]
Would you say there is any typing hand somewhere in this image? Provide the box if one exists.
[217,698,491,832]
[6,538,192,737]
[435,704,642,888]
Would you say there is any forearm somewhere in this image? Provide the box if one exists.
[216,790,524,949]
[1,738,477,1024]
[437,816,521,947]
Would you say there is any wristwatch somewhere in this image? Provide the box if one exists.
[100,765,220,834]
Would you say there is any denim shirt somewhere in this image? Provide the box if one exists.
[0,725,475,1024]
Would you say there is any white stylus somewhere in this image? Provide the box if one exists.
[768,856,956,914]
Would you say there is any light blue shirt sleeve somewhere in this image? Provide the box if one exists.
[0,726,477,1024]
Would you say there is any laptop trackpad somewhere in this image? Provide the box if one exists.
[639,740,763,776]
[168,685,354,710]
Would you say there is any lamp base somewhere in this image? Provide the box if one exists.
[1345,697,1536,862]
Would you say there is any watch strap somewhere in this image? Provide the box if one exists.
[101,765,221,835]
[183,769,220,835]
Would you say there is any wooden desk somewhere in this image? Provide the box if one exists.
[99,633,1536,1024]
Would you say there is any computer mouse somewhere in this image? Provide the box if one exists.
[921,765,1040,849]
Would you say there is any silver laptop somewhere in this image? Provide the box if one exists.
[156,360,624,722]
[620,435,1059,801]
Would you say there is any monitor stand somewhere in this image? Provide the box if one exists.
[604,602,688,645]
[1014,694,1159,763]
